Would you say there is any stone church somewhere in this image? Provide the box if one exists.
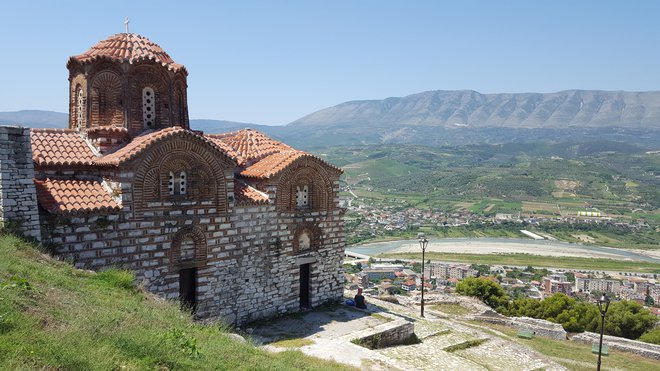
[0,33,345,325]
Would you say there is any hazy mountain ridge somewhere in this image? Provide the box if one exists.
[0,110,68,128]
[3,89,660,149]
[291,89,660,129]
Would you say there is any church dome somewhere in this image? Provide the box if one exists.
[68,33,186,73]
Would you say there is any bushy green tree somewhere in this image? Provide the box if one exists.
[501,293,600,333]
[599,301,656,340]
[639,328,660,345]
[456,277,508,309]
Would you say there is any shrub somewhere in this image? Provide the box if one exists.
[456,277,508,309]
[639,328,660,345]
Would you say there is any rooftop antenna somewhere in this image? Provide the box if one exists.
[124,17,130,33]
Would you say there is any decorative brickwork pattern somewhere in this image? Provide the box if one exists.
[130,133,233,215]
[292,222,322,254]
[171,226,208,269]
[275,157,339,212]
[2,32,347,326]
[90,70,124,127]
[67,33,190,137]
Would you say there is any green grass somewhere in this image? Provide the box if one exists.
[443,339,488,352]
[0,233,354,370]
[378,252,660,273]
[429,303,473,316]
[470,322,659,371]
[269,338,315,348]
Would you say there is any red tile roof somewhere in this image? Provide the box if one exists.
[96,127,229,166]
[34,178,121,214]
[31,129,98,166]
[240,151,306,179]
[208,129,342,179]
[68,33,186,73]
[234,180,269,205]
[31,126,339,180]
[206,129,294,166]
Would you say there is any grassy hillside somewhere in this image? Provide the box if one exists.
[0,233,352,370]
[324,143,660,210]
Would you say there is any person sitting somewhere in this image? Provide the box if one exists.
[354,287,367,309]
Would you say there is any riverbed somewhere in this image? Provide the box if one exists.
[346,238,660,263]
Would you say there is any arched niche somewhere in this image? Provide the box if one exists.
[171,226,207,269]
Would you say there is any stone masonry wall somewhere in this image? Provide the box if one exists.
[0,126,41,241]
[40,174,345,326]
[571,331,660,360]
[508,317,567,340]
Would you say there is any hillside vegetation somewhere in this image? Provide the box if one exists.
[325,142,660,248]
[0,233,351,371]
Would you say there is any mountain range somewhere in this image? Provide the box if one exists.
[3,89,660,149]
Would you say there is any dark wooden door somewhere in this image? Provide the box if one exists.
[299,263,310,309]
[179,268,197,313]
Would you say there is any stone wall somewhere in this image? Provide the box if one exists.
[571,331,660,360]
[350,318,415,349]
[0,126,41,241]
[508,317,567,340]
[40,171,345,326]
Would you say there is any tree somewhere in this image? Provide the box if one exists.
[639,328,660,345]
[456,277,508,309]
[600,301,656,340]
[645,293,655,306]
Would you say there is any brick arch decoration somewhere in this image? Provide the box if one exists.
[90,70,124,127]
[170,226,207,268]
[291,222,323,255]
[172,78,188,128]
[276,157,336,212]
[68,74,87,129]
[129,64,171,131]
[132,135,233,214]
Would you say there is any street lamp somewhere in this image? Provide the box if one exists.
[596,293,610,371]
[418,233,428,317]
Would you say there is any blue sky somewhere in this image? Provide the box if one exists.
[1,1,659,125]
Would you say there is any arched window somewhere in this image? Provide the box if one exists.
[76,88,85,130]
[142,87,155,128]
[296,185,309,207]
[168,170,187,196]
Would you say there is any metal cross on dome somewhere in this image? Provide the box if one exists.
[124,17,130,33]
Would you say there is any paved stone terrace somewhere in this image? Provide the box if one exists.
[245,297,567,370]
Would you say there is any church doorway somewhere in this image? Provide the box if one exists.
[299,263,311,309]
[179,267,197,312]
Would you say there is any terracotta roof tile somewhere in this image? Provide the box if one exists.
[234,181,269,205]
[206,129,294,166]
[34,178,121,214]
[208,129,342,179]
[68,33,186,73]
[239,151,306,179]
[31,129,98,166]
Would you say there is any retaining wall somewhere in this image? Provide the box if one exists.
[572,331,660,360]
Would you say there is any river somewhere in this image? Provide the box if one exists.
[346,237,660,263]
